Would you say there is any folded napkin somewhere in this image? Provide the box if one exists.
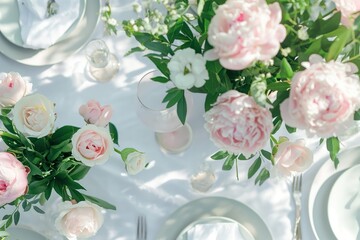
[187,223,247,240]
[17,0,80,49]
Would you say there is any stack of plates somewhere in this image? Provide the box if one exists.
[0,0,100,66]
[308,147,360,240]
[156,197,273,240]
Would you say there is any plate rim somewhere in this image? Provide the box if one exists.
[155,196,272,240]
[0,0,87,49]
[7,225,48,240]
[176,216,254,240]
[0,0,100,66]
[327,164,360,240]
[308,147,360,239]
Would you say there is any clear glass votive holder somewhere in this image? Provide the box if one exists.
[190,162,216,193]
[85,39,119,82]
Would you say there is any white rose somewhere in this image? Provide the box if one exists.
[12,93,55,138]
[168,48,209,90]
[273,139,313,177]
[55,201,104,240]
[125,151,146,175]
[0,72,32,107]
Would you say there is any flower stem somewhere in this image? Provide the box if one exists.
[235,154,239,181]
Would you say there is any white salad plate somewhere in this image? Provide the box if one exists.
[0,0,86,48]
[156,196,272,240]
[328,164,360,240]
[176,216,255,240]
[0,0,100,66]
[7,226,48,240]
[308,147,360,239]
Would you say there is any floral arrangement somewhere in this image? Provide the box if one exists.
[0,72,147,239]
[101,0,119,35]
[123,0,360,184]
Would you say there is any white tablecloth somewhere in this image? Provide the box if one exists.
[1,1,360,239]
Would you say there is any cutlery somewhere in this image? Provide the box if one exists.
[137,215,147,240]
[292,174,302,240]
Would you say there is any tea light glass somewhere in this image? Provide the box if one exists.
[190,162,216,193]
[85,39,119,82]
[136,70,193,154]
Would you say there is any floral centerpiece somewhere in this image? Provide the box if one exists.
[123,0,360,183]
[0,72,147,239]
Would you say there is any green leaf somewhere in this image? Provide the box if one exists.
[28,178,50,194]
[119,148,138,161]
[354,110,360,120]
[163,89,183,108]
[204,93,218,111]
[267,82,290,91]
[0,115,15,134]
[326,137,340,168]
[124,47,144,57]
[177,94,187,125]
[255,168,270,185]
[69,189,85,202]
[148,56,170,77]
[51,125,79,145]
[143,41,172,55]
[83,194,116,210]
[13,211,20,225]
[181,22,193,39]
[326,27,352,61]
[109,122,119,145]
[279,58,294,79]
[151,76,169,83]
[69,165,91,181]
[261,150,272,161]
[271,117,282,134]
[33,206,45,214]
[285,124,297,133]
[248,157,261,179]
[47,141,71,162]
[211,150,229,160]
[222,154,236,171]
[56,172,86,190]
[167,19,184,43]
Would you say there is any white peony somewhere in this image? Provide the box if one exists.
[168,48,209,90]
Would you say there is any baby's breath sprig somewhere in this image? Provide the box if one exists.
[101,0,118,35]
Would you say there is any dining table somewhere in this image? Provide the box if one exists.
[1,0,360,239]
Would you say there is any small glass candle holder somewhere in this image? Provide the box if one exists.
[190,162,216,193]
[85,39,119,82]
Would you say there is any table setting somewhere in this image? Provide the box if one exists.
[0,0,360,240]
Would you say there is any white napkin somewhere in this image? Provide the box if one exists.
[17,0,80,49]
[187,223,247,240]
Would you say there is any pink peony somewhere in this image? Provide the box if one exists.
[0,152,29,206]
[79,100,112,127]
[204,90,273,157]
[206,0,286,70]
[273,139,313,177]
[0,72,32,107]
[71,125,114,166]
[332,0,360,27]
[280,54,360,138]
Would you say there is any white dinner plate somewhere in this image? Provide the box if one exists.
[308,147,360,239]
[156,196,272,240]
[328,164,360,240]
[176,216,255,240]
[0,0,86,48]
[6,226,48,240]
[0,0,100,66]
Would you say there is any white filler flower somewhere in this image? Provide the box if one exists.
[168,49,209,90]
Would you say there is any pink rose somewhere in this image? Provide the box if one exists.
[71,125,114,166]
[0,152,29,206]
[204,90,273,157]
[79,100,112,127]
[332,0,360,27]
[273,139,313,177]
[280,54,360,138]
[0,72,32,107]
[206,0,286,70]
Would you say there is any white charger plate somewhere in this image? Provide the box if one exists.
[156,196,272,240]
[0,0,100,66]
[0,0,86,49]
[7,226,48,240]
[328,164,360,240]
[308,147,360,239]
[176,216,255,240]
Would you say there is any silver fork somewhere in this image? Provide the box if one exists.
[292,174,302,240]
[137,215,147,240]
